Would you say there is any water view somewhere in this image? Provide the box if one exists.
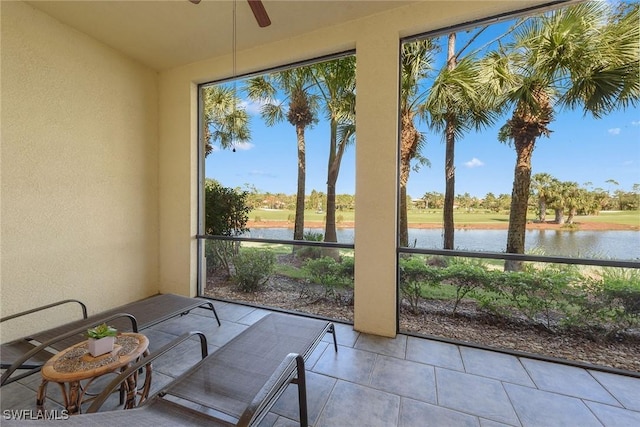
[246,228,640,260]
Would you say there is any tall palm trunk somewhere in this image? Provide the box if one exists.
[504,88,552,271]
[443,118,456,249]
[325,121,339,244]
[538,197,547,222]
[286,86,314,244]
[325,171,338,243]
[505,136,535,271]
[324,120,351,260]
[293,124,306,241]
[323,121,341,260]
[443,33,457,250]
[399,112,420,247]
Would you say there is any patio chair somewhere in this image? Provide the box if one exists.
[3,313,337,427]
[1,293,220,386]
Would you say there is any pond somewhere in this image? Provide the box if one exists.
[246,227,640,260]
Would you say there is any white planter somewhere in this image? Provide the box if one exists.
[87,336,115,357]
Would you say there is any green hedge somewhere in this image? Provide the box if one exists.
[398,256,639,336]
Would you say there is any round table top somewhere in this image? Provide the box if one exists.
[41,332,149,382]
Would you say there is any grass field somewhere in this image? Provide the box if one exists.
[249,209,640,227]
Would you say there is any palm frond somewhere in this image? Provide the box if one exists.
[260,103,285,127]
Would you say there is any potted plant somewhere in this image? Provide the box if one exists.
[86,323,118,357]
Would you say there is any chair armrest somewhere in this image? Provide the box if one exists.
[1,313,138,387]
[85,331,209,413]
[238,353,305,427]
[1,299,88,323]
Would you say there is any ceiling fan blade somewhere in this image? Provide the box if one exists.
[188,0,201,4]
[247,0,271,27]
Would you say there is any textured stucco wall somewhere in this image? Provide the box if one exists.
[158,1,547,336]
[0,0,548,340]
[0,1,159,340]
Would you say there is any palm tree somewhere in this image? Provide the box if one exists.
[398,40,436,247]
[531,173,556,222]
[423,32,499,249]
[490,2,639,270]
[564,184,587,225]
[311,56,356,246]
[246,68,318,241]
[202,85,251,157]
[547,180,575,224]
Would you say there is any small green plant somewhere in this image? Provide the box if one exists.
[295,232,324,260]
[205,240,238,276]
[494,265,580,330]
[399,257,443,314]
[232,248,276,292]
[87,323,118,339]
[442,258,490,315]
[573,268,640,335]
[303,256,353,301]
[303,231,323,241]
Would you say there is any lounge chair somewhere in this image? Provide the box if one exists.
[3,313,337,427]
[1,293,220,386]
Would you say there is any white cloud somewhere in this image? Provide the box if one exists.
[631,120,640,126]
[249,170,277,178]
[608,128,621,135]
[240,98,278,115]
[232,141,254,151]
[464,158,484,168]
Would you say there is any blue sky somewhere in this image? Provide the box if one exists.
[205,105,639,198]
[205,5,640,200]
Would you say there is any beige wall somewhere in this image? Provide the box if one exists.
[157,1,546,336]
[0,1,548,340]
[0,2,159,340]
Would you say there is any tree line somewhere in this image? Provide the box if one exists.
[223,175,638,218]
[203,2,638,270]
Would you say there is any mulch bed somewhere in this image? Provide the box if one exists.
[205,272,639,374]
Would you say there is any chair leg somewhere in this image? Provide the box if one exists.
[329,324,338,352]
[295,355,308,427]
[206,302,221,326]
[201,301,221,326]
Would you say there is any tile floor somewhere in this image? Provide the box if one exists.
[2,300,639,426]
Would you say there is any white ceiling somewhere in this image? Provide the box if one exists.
[26,0,414,71]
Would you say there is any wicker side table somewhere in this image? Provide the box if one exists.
[36,332,150,414]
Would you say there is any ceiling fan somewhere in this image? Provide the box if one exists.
[189,0,271,28]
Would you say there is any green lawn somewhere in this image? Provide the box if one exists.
[579,211,640,226]
[249,208,639,227]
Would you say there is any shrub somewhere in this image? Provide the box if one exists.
[205,240,238,276]
[600,268,640,317]
[336,256,355,281]
[399,257,443,314]
[303,256,353,300]
[442,259,491,315]
[232,249,275,292]
[572,268,640,335]
[494,265,581,330]
[303,231,323,241]
[295,231,324,260]
[204,179,249,236]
